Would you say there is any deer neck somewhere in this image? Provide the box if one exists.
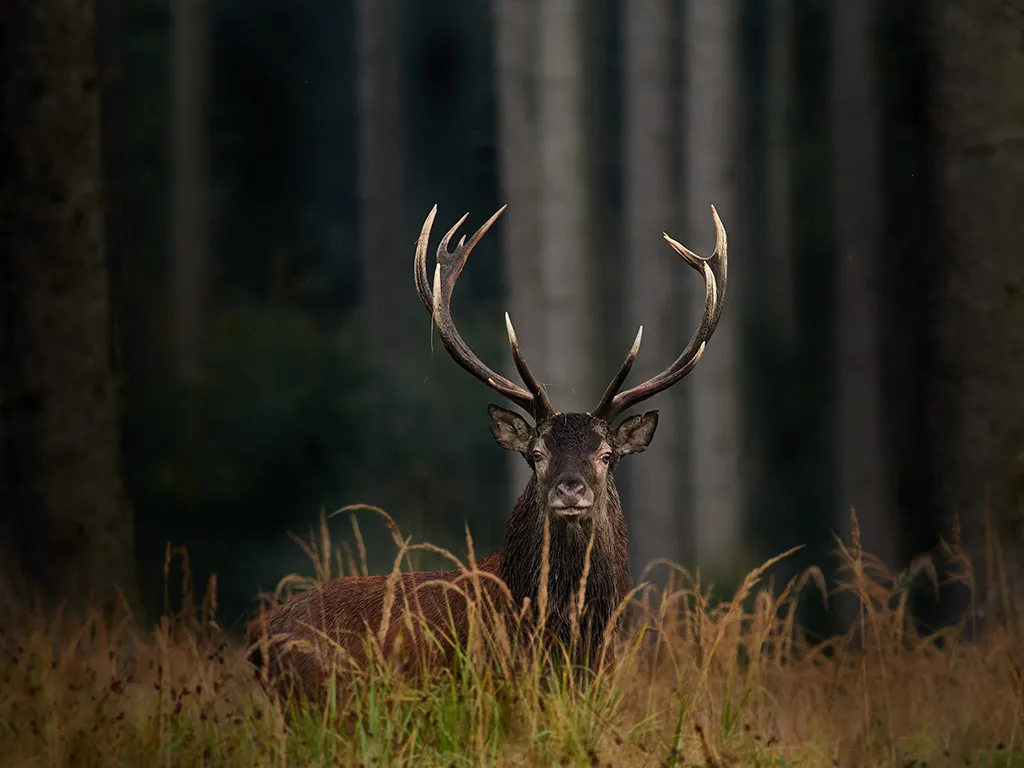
[499,476,630,629]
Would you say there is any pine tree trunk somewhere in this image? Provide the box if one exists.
[833,0,894,568]
[0,0,139,615]
[624,0,683,573]
[494,0,543,499]
[356,0,410,372]
[683,0,743,573]
[764,0,796,348]
[538,0,594,411]
[928,0,1024,606]
[170,0,211,386]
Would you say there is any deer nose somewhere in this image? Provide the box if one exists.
[557,478,585,498]
[549,475,592,512]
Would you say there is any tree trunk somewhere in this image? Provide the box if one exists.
[764,0,796,348]
[0,0,139,615]
[682,0,743,573]
[833,0,894,569]
[538,0,594,411]
[356,0,411,373]
[624,0,683,574]
[494,0,543,499]
[170,0,211,386]
[928,1,1024,605]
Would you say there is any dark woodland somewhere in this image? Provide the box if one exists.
[2,2,1024,752]
[3,0,1023,637]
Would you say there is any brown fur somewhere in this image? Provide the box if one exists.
[247,550,508,702]
[248,412,650,704]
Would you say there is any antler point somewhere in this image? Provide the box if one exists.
[504,312,518,347]
[630,326,643,356]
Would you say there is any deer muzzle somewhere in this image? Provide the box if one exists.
[549,475,594,515]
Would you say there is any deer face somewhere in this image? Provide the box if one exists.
[488,407,659,520]
[415,203,726,517]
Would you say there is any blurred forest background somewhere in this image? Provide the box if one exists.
[2,0,1023,639]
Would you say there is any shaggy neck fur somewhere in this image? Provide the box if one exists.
[498,473,631,655]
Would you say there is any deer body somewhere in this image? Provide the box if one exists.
[248,552,505,700]
[249,205,728,703]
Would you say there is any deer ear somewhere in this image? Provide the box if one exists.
[615,410,659,456]
[488,404,533,453]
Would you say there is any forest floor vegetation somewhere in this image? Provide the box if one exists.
[1,508,1022,767]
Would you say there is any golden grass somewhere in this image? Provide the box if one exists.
[1,506,1022,767]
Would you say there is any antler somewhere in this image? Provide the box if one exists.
[414,205,554,420]
[592,205,728,423]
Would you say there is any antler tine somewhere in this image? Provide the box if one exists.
[593,206,728,422]
[664,204,728,332]
[505,313,555,417]
[414,206,553,420]
[590,326,643,417]
[414,204,439,312]
[416,207,501,312]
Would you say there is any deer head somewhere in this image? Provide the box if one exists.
[413,203,726,507]
[413,204,728,646]
[487,406,658,521]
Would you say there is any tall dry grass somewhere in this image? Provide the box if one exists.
[1,506,1022,767]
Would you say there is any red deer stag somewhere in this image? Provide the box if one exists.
[248,204,728,702]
